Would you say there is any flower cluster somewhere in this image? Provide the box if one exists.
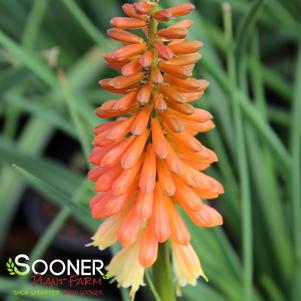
[88,1,224,297]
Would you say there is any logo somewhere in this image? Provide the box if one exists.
[6,254,107,277]
[5,254,109,297]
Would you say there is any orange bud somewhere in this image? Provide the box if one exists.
[154,41,174,60]
[169,4,195,17]
[121,58,142,76]
[134,1,151,14]
[172,176,202,211]
[157,27,188,39]
[186,205,223,227]
[131,105,152,135]
[139,220,158,268]
[136,190,154,220]
[158,84,186,103]
[122,3,148,20]
[139,144,156,193]
[168,40,203,55]
[137,81,153,105]
[112,43,146,61]
[121,129,149,169]
[107,28,144,44]
[109,72,144,89]
[113,90,139,111]
[139,50,153,68]
[166,53,201,66]
[112,159,142,195]
[170,19,193,29]
[100,136,135,167]
[88,166,106,182]
[160,111,184,133]
[164,74,203,90]
[153,91,167,111]
[167,199,191,245]
[153,9,172,21]
[95,164,123,192]
[118,204,142,247]
[157,159,176,196]
[151,118,169,159]
[110,17,146,30]
[151,67,164,84]
[106,116,135,141]
[166,102,195,115]
[165,144,184,174]
[168,129,203,152]
[159,62,194,79]
[153,183,171,242]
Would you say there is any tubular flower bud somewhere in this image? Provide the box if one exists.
[88,1,224,298]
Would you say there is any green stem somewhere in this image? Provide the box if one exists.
[153,243,176,301]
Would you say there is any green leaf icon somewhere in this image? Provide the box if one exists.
[6,258,16,276]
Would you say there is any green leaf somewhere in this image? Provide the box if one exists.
[12,164,97,232]
[0,31,59,89]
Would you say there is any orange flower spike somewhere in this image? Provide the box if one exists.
[88,0,224,295]
[151,118,169,159]
[169,4,195,17]
[139,144,156,193]
[153,183,171,242]
[137,81,153,105]
[107,28,144,44]
[121,129,149,169]
[139,50,153,68]
[157,158,176,196]
[110,17,146,30]
[139,219,158,268]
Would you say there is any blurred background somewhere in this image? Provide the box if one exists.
[0,0,300,300]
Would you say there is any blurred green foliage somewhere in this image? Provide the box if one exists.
[0,0,301,301]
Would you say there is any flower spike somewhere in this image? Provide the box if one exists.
[88,1,224,298]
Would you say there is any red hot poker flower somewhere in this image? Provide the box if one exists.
[88,1,224,297]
